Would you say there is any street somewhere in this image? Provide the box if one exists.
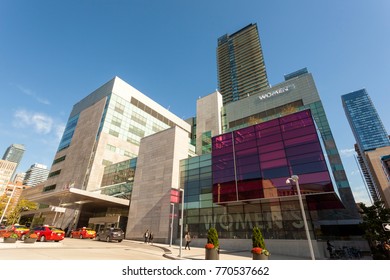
[0,237,168,260]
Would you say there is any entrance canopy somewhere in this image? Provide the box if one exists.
[25,187,129,210]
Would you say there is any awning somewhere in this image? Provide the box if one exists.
[24,187,129,209]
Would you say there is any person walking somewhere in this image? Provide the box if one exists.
[148,232,154,245]
[185,232,191,250]
[144,229,149,243]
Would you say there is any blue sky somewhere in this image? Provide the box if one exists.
[0,1,389,205]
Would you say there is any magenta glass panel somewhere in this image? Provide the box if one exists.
[257,133,283,145]
[258,141,285,153]
[285,142,322,157]
[282,125,316,140]
[234,140,257,151]
[284,133,318,147]
[259,150,286,161]
[212,109,335,203]
[255,118,279,130]
[260,158,288,169]
[256,125,281,138]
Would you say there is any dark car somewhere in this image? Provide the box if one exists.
[97,228,124,242]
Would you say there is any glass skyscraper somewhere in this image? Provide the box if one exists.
[342,89,390,206]
[342,89,390,152]
[217,23,269,105]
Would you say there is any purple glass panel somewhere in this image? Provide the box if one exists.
[257,125,282,138]
[255,118,279,130]
[212,109,335,204]
[259,150,286,161]
[285,142,322,157]
[235,147,258,158]
[284,133,318,147]
[234,126,255,144]
[297,171,331,184]
[212,133,233,150]
[258,141,285,153]
[288,152,324,166]
[282,125,316,140]
[260,158,288,169]
[237,163,260,174]
[291,161,328,174]
[257,133,283,145]
[234,140,257,151]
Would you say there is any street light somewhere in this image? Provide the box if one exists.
[169,203,175,247]
[286,175,315,260]
[178,188,184,257]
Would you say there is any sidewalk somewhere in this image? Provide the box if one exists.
[136,241,310,260]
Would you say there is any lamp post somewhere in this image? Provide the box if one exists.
[286,175,315,260]
[178,188,184,257]
[169,203,175,247]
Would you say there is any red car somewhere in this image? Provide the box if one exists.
[0,224,30,239]
[70,227,96,239]
[33,225,65,242]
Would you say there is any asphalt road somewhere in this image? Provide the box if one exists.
[0,237,168,260]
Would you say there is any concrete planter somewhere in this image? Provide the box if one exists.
[24,238,37,243]
[252,253,269,260]
[205,248,219,260]
[3,238,17,243]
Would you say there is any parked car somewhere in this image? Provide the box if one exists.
[33,225,65,242]
[0,224,30,239]
[97,228,124,242]
[70,227,96,239]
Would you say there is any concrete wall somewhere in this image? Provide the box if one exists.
[126,126,189,242]
[196,91,223,155]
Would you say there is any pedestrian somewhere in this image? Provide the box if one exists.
[148,232,154,245]
[144,229,149,243]
[185,232,191,250]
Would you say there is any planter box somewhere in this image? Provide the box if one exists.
[252,253,269,260]
[3,238,17,243]
[205,248,219,260]
[24,238,37,243]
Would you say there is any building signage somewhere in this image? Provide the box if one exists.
[258,84,295,101]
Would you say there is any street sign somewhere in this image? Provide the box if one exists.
[383,223,390,231]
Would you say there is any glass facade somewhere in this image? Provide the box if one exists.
[212,110,333,203]
[342,89,390,151]
[180,110,338,240]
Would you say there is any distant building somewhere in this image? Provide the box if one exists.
[23,163,49,187]
[342,89,390,207]
[217,23,269,104]
[0,160,17,194]
[2,144,25,176]
[13,172,26,184]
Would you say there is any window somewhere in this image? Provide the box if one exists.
[106,144,116,152]
[48,170,61,178]
[52,156,66,165]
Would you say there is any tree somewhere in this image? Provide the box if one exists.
[359,201,390,259]
[5,199,38,225]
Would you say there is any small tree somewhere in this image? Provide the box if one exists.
[252,226,265,248]
[207,227,219,249]
[252,226,270,256]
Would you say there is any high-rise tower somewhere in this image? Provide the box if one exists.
[342,89,390,207]
[23,163,50,187]
[217,23,269,105]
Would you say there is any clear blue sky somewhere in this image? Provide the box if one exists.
[1,1,389,205]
